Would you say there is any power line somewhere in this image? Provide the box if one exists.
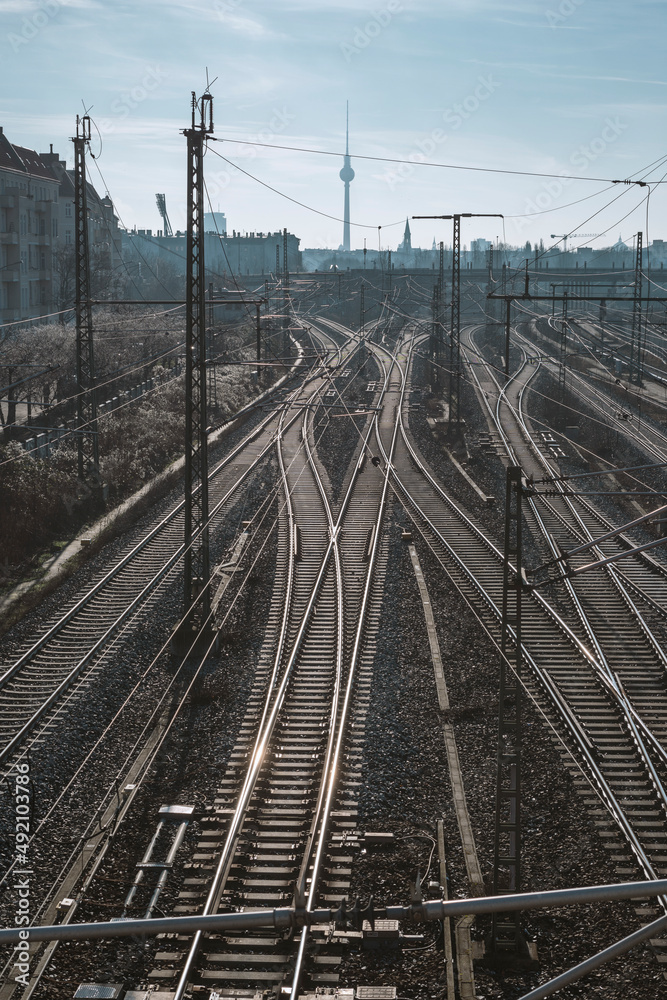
[214,135,667,185]
[207,146,404,230]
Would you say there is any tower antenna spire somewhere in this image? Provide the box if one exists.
[339,101,355,252]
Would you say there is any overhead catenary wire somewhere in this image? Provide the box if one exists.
[214,134,667,185]
[207,145,405,231]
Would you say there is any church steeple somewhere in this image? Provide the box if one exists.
[339,102,355,252]
[401,217,411,251]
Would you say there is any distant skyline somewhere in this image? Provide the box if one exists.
[2,0,667,253]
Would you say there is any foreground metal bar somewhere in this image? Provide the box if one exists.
[3,880,667,945]
[519,910,667,1000]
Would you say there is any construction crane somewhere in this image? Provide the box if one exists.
[155,193,173,237]
[550,233,600,251]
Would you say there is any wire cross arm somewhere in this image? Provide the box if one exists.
[533,503,667,575]
[527,522,667,589]
[562,537,667,579]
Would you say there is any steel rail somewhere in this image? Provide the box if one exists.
[371,336,667,907]
[0,324,354,767]
[536,314,667,462]
[501,343,667,835]
[0,404,309,768]
[290,328,404,996]
[173,336,372,999]
[0,323,356,997]
[0,405,282,693]
[463,330,667,902]
[488,331,667,752]
[0,322,341,695]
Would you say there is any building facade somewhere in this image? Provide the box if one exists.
[0,127,60,324]
[122,229,302,286]
[0,127,122,327]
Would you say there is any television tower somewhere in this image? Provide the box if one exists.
[339,102,354,252]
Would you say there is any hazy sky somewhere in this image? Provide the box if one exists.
[2,0,666,252]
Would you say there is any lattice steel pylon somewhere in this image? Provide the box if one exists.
[182,91,213,630]
[630,232,643,385]
[450,215,461,425]
[283,227,290,359]
[431,283,440,388]
[72,114,99,482]
[413,212,503,431]
[492,465,525,955]
[557,291,568,429]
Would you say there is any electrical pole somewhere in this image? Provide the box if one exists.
[181,90,213,639]
[72,113,99,483]
[504,298,512,378]
[492,466,526,957]
[431,283,440,389]
[414,213,503,433]
[451,216,461,424]
[207,282,217,410]
[630,232,643,385]
[557,291,568,429]
[283,228,290,359]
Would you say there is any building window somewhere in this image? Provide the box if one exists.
[65,230,71,245]
[40,252,45,271]
[20,252,26,273]
[20,214,27,236]
[65,202,72,217]
[52,219,58,237]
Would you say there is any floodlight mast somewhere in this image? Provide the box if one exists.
[155,193,173,237]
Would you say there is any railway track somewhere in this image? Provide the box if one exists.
[0,327,357,772]
[135,331,397,996]
[4,299,667,997]
[515,307,667,463]
[369,328,667,944]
